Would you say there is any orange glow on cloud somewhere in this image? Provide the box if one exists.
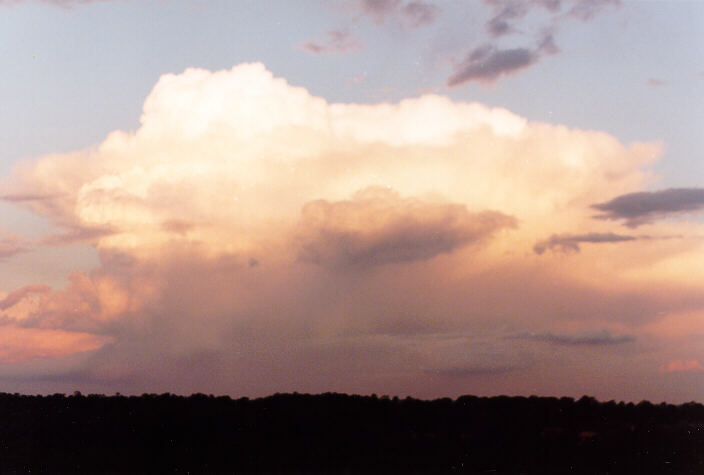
[0,326,111,364]
[8,63,659,260]
[661,360,704,373]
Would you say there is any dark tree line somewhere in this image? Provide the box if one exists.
[0,391,702,472]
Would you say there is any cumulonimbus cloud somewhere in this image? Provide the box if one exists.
[0,63,680,398]
[533,232,637,254]
[592,188,704,227]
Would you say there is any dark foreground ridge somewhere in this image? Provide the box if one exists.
[0,392,703,473]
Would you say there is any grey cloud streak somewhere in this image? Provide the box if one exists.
[447,45,538,85]
[0,192,64,203]
[483,0,619,31]
[514,330,635,346]
[359,0,399,19]
[423,363,521,377]
[567,0,620,21]
[592,188,704,227]
[483,0,533,37]
[40,225,114,246]
[401,1,439,27]
[357,0,439,27]
[533,232,637,254]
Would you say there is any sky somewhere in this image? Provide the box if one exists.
[0,0,704,402]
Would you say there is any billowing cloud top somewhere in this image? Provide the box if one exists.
[4,63,694,400]
[7,63,654,260]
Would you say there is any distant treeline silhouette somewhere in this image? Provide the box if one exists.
[0,391,702,473]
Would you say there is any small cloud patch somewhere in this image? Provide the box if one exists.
[661,359,704,373]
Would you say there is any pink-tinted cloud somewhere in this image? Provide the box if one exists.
[40,225,114,246]
[661,359,704,373]
[0,327,110,364]
[0,235,28,259]
[0,284,50,311]
[302,29,362,55]
[648,78,667,87]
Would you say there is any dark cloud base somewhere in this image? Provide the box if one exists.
[297,187,517,268]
